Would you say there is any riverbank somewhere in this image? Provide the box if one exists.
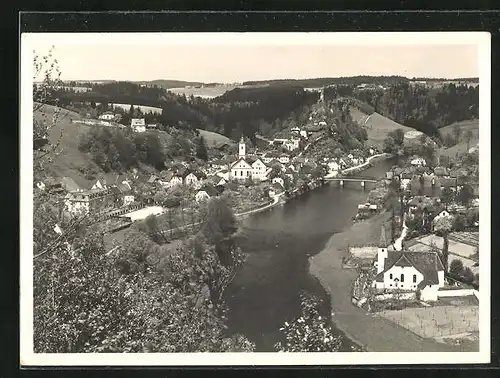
[309,212,471,352]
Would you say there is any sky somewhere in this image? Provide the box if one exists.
[30,34,480,83]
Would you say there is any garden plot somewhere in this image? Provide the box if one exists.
[416,234,477,260]
[377,305,479,344]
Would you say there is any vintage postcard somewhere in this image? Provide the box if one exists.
[20,32,490,366]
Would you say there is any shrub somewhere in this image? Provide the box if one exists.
[449,259,464,276]
[462,267,475,284]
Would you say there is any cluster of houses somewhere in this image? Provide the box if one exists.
[361,155,480,301]
[130,118,159,133]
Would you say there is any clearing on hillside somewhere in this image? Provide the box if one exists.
[439,119,479,158]
[197,128,235,148]
[34,104,104,189]
[349,107,415,149]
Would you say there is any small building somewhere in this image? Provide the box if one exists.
[195,185,220,203]
[251,158,268,181]
[433,167,449,178]
[278,154,290,164]
[431,208,453,231]
[410,156,426,167]
[99,112,115,121]
[131,118,146,133]
[440,177,458,192]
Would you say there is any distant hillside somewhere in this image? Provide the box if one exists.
[349,107,416,149]
[439,119,479,140]
[136,80,205,89]
[439,119,479,158]
[196,129,235,148]
[34,104,105,188]
[242,76,409,88]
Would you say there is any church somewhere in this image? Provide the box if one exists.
[229,137,270,182]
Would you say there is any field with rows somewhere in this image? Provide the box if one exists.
[378,305,479,347]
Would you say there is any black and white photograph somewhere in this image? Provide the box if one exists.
[20,32,490,365]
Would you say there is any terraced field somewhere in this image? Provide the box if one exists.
[349,107,416,149]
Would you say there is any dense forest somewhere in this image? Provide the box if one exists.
[242,75,409,88]
[49,78,479,145]
[351,82,479,137]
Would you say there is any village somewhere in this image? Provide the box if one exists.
[344,140,480,347]
[35,104,382,243]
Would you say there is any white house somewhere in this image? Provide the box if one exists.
[195,186,219,203]
[99,112,115,121]
[91,179,107,190]
[230,158,253,180]
[300,130,308,139]
[278,154,290,164]
[318,121,327,127]
[327,160,340,172]
[372,248,445,301]
[410,157,427,167]
[131,118,146,133]
[184,172,203,187]
[166,175,183,188]
[251,158,268,181]
[284,138,300,151]
[431,209,453,231]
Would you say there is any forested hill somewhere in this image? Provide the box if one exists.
[328,82,479,137]
[242,76,409,88]
[49,80,479,145]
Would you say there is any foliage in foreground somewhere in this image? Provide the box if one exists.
[275,292,342,352]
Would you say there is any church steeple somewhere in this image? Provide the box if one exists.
[238,136,246,159]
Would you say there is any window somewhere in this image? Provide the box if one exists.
[389,273,393,279]
[401,274,404,283]
[413,274,417,283]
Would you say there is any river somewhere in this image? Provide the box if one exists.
[225,158,395,351]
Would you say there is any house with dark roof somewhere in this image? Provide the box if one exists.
[440,177,458,192]
[433,167,449,177]
[195,185,221,202]
[372,247,445,301]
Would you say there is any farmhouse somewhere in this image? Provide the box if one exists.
[131,118,146,133]
[195,185,220,203]
[372,247,445,301]
[99,112,115,121]
[431,208,453,231]
[64,188,114,216]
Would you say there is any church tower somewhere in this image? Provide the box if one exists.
[238,136,246,159]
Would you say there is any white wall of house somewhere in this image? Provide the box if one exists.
[230,159,252,180]
[184,173,199,186]
[65,199,90,216]
[195,191,210,202]
[380,266,424,291]
[279,156,290,164]
[251,159,268,181]
[123,195,135,206]
[421,284,439,301]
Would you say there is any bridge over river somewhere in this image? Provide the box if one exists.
[325,175,379,190]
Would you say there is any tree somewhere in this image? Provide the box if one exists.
[465,129,474,152]
[453,214,466,232]
[457,184,474,207]
[449,259,464,276]
[275,292,342,352]
[434,216,453,272]
[440,187,454,210]
[462,267,475,284]
[196,136,208,161]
